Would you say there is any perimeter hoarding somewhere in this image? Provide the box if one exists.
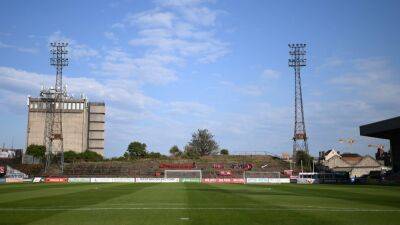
[202,178,245,184]
[180,178,201,183]
[6,178,24,183]
[68,178,91,183]
[246,178,291,184]
[0,178,5,183]
[45,177,68,183]
[136,178,179,183]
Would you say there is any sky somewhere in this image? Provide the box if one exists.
[0,0,399,157]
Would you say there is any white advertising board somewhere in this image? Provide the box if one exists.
[90,178,114,183]
[246,178,290,184]
[68,178,91,183]
[246,178,269,183]
[33,177,43,183]
[135,178,179,183]
[112,178,135,183]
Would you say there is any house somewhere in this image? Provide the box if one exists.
[319,149,341,161]
[322,153,389,178]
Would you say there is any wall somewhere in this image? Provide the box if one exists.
[87,102,105,156]
[27,98,88,153]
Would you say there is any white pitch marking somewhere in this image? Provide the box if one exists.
[0,207,398,212]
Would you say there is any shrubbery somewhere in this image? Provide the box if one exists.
[63,150,103,163]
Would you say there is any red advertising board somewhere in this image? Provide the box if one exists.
[218,171,232,176]
[45,177,68,183]
[159,163,195,169]
[213,163,224,169]
[202,178,245,184]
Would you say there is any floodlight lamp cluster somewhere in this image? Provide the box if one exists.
[50,42,69,67]
[288,43,307,67]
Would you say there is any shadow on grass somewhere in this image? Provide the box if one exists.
[0,183,156,225]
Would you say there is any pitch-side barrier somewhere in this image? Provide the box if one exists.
[2,177,290,184]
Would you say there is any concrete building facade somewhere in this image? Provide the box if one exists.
[26,97,105,156]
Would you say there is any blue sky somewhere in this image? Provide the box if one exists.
[0,0,399,157]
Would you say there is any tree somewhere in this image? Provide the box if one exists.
[80,150,103,162]
[188,129,219,156]
[125,141,148,159]
[26,144,46,159]
[183,145,200,159]
[220,149,229,155]
[169,145,182,157]
[63,151,79,163]
[147,152,166,159]
[296,151,314,171]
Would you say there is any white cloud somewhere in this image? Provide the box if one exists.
[0,66,159,112]
[220,81,264,96]
[122,1,229,64]
[262,69,281,79]
[0,41,38,54]
[99,49,179,85]
[167,101,213,116]
[330,58,400,108]
[126,10,175,28]
[104,31,118,42]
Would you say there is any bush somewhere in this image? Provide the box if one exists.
[26,144,46,159]
[80,151,103,162]
[125,141,148,159]
[220,149,229,155]
[169,145,183,157]
[63,151,80,163]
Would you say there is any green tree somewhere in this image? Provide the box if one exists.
[79,150,103,162]
[147,152,166,159]
[296,151,314,171]
[125,141,148,159]
[63,151,79,163]
[188,129,219,156]
[220,149,229,155]
[26,144,46,159]
[169,145,182,157]
[183,145,200,159]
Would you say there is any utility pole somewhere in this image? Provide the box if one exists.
[289,44,309,161]
[44,42,68,174]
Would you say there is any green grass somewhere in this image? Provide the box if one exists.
[0,183,399,225]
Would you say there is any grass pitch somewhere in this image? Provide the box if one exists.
[0,183,399,225]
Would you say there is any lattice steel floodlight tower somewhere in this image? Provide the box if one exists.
[288,43,309,160]
[44,42,68,174]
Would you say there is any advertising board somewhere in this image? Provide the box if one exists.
[111,178,135,183]
[136,178,179,183]
[90,178,114,183]
[202,178,245,184]
[246,178,290,184]
[33,177,43,183]
[6,178,23,183]
[45,177,68,183]
[0,178,5,183]
[246,178,269,183]
[68,178,91,183]
[180,178,201,183]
